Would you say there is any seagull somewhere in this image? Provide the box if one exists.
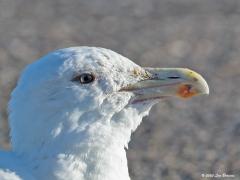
[0,47,209,180]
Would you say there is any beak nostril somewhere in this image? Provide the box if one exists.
[168,76,180,79]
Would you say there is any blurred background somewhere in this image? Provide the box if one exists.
[0,0,240,179]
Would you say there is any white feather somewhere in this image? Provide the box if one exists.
[1,47,156,180]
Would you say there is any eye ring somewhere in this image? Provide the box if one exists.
[72,73,95,84]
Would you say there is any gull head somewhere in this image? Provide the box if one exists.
[9,47,209,154]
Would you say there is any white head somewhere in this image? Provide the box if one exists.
[9,46,209,155]
[8,47,209,180]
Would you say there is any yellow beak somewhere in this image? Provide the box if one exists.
[121,68,209,103]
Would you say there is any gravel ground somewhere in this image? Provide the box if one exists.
[0,0,240,179]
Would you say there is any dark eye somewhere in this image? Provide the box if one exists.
[72,73,95,84]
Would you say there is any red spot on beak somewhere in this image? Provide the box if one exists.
[177,84,197,98]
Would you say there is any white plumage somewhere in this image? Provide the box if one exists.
[0,47,209,180]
